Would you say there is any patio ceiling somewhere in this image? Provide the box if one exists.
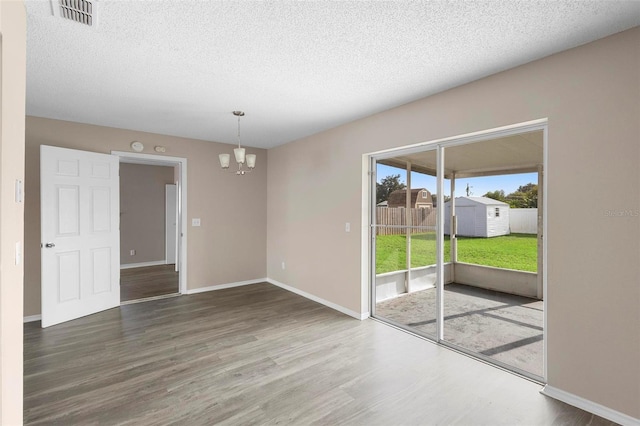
[378,130,543,179]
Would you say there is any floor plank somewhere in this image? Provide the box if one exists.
[24,283,614,425]
[120,264,179,302]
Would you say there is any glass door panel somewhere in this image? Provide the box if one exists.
[373,160,438,339]
[441,137,544,379]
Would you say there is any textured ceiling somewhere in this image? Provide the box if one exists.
[25,1,640,149]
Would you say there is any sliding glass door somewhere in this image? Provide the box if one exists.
[370,124,545,382]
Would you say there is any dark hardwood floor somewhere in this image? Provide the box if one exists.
[120,264,179,302]
[24,283,614,425]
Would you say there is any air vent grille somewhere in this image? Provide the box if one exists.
[55,0,95,26]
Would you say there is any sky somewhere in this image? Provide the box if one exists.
[377,164,537,198]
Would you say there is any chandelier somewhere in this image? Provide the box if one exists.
[218,111,256,175]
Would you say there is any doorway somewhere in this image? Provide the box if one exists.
[112,151,188,300]
[119,163,178,302]
[369,120,546,381]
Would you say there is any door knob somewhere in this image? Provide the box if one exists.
[44,242,55,248]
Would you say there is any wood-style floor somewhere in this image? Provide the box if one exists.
[24,283,613,425]
[120,264,179,302]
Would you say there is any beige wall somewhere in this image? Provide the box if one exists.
[0,1,26,423]
[120,163,175,265]
[24,117,268,316]
[11,14,639,423]
[267,27,640,419]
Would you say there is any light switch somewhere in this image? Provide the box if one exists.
[345,222,351,232]
[192,218,201,227]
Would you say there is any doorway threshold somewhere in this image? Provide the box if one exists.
[121,292,180,306]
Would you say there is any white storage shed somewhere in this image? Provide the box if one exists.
[444,196,510,237]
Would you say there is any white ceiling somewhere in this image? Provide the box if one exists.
[25,1,640,149]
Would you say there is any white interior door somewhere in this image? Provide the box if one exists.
[165,183,177,267]
[41,145,120,328]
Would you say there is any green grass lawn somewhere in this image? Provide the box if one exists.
[375,233,537,274]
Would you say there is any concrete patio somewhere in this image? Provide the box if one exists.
[375,283,543,377]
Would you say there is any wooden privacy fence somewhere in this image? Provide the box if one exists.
[375,207,437,235]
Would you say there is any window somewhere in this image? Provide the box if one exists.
[495,207,500,217]
[422,190,427,198]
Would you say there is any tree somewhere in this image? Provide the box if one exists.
[516,183,536,194]
[506,183,537,208]
[431,194,451,207]
[482,184,537,208]
[376,174,406,204]
[484,189,507,202]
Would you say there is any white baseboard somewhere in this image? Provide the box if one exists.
[120,260,167,270]
[266,278,368,320]
[541,385,640,426]
[24,314,42,323]
[25,278,370,323]
[185,278,368,321]
[186,278,267,294]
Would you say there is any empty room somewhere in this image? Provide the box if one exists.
[0,1,638,425]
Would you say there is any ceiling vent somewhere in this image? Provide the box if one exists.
[51,0,98,27]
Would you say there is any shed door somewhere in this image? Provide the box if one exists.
[457,206,476,237]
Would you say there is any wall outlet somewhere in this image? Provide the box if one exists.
[281,262,285,270]
[192,218,201,227]
[130,249,136,256]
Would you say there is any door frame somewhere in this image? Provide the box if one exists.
[165,183,178,269]
[362,118,548,382]
[112,151,188,295]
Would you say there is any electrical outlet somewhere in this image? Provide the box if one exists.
[130,249,136,256]
[192,218,201,227]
